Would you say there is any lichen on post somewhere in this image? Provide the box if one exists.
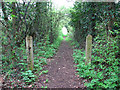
[26,35,34,71]
[85,34,92,65]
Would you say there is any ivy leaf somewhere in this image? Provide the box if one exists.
[20,12,25,15]
[11,14,17,18]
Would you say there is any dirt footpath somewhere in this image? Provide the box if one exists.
[37,41,86,88]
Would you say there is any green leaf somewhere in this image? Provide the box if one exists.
[11,14,17,18]
[41,86,44,88]
[23,56,27,59]
[45,86,47,88]
[42,70,48,74]
[20,12,24,15]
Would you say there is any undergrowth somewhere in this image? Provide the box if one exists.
[1,33,62,88]
[72,30,119,89]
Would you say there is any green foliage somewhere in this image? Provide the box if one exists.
[70,41,80,49]
[45,79,48,83]
[11,14,17,18]
[34,35,62,59]
[39,70,48,76]
[42,70,48,74]
[70,2,120,44]
[41,86,47,88]
[21,70,36,85]
[65,36,72,42]
[73,31,119,89]
[1,2,63,88]
[71,2,120,89]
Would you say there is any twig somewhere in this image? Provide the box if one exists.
[0,20,7,28]
[17,0,32,33]
[3,70,12,81]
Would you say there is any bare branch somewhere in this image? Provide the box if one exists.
[0,20,7,28]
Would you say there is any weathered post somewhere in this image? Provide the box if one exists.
[26,35,34,70]
[0,32,2,90]
[0,22,3,89]
[85,35,92,65]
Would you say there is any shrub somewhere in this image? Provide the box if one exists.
[73,32,119,89]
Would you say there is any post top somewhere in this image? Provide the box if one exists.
[87,34,92,39]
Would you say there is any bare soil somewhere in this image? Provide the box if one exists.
[1,41,86,89]
[36,41,86,88]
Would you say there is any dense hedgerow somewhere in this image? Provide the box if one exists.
[73,29,119,89]
[1,31,62,87]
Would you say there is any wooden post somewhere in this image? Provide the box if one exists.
[26,36,34,71]
[0,24,3,88]
[85,35,92,65]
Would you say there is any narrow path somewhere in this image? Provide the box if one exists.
[37,41,86,88]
